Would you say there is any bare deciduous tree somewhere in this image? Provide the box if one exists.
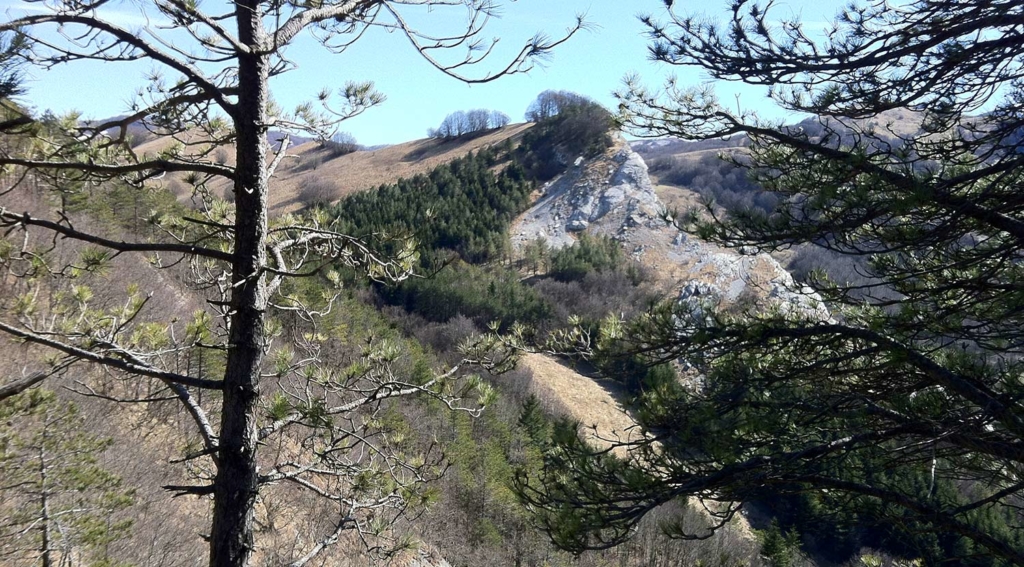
[430,108,512,140]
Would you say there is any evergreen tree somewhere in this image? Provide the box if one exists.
[759,521,801,567]
[0,2,581,565]
[0,30,25,101]
[0,389,134,566]
[521,238,549,275]
[517,395,551,448]
[549,234,624,282]
[516,1,1024,564]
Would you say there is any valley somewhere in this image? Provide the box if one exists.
[3,1,1023,565]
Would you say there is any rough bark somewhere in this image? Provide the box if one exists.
[39,448,52,567]
[0,371,47,401]
[208,2,269,565]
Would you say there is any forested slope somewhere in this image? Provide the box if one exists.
[0,103,768,567]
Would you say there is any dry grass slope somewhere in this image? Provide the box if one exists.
[138,123,534,215]
[519,353,638,453]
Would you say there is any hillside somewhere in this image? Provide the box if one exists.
[1,108,776,566]
[135,123,534,215]
[3,102,923,566]
[631,108,926,214]
[510,137,828,320]
[5,0,1022,561]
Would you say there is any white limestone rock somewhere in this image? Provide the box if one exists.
[511,144,663,251]
[509,138,831,323]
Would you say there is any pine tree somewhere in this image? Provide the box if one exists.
[759,520,801,567]
[0,389,134,566]
[516,0,1024,563]
[0,2,581,565]
[517,395,551,448]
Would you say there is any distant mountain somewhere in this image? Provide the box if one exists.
[630,135,747,158]
[267,130,314,149]
[631,108,924,158]
[86,115,314,148]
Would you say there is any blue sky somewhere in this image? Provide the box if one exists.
[2,0,837,146]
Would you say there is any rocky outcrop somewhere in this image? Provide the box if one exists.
[511,139,829,321]
[670,243,830,321]
[511,144,662,250]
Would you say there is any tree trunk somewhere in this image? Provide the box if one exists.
[39,448,52,567]
[208,2,270,566]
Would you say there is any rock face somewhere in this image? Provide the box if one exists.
[669,244,830,322]
[511,144,663,250]
[511,139,829,320]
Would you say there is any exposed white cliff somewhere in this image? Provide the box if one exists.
[511,144,663,250]
[511,139,829,320]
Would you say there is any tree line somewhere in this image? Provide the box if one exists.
[429,109,511,140]
[330,143,530,264]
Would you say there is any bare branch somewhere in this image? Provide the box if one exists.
[0,371,46,401]
[0,320,222,390]
[0,209,235,263]
[2,13,235,115]
[0,155,236,181]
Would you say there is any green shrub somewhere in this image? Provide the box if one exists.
[379,262,552,331]
[549,234,623,282]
